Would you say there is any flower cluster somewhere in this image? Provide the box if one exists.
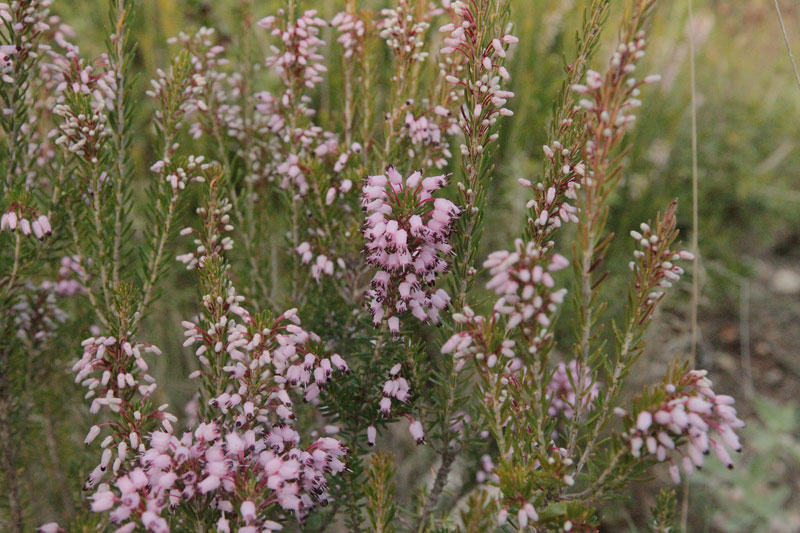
[182,305,349,407]
[145,48,211,141]
[73,336,174,490]
[259,10,326,91]
[378,363,411,416]
[7,20,75,189]
[151,154,209,192]
[74,337,163,417]
[545,360,599,418]
[177,174,349,409]
[167,28,236,142]
[295,242,328,279]
[497,498,541,529]
[441,307,518,373]
[625,369,744,484]
[524,31,659,246]
[176,188,233,270]
[0,0,55,85]
[254,11,355,198]
[290,147,360,278]
[80,175,352,530]
[440,2,517,158]
[0,204,51,239]
[629,220,694,306]
[475,454,499,485]
[378,0,440,65]
[176,284,350,525]
[90,421,348,531]
[403,108,454,169]
[362,166,459,331]
[518,152,583,241]
[331,11,365,60]
[52,52,116,161]
[165,27,227,115]
[51,255,85,296]
[571,41,660,152]
[484,238,569,341]
[369,362,425,445]
[12,281,67,342]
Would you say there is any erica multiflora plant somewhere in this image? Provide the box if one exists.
[0,0,746,532]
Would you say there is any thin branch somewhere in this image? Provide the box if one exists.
[132,192,177,331]
[685,0,699,528]
[688,0,700,369]
[111,0,130,286]
[773,0,800,91]
[416,448,457,532]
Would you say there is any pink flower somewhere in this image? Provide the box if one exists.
[91,490,116,512]
[331,12,366,60]
[409,419,425,444]
[546,360,599,418]
[199,474,220,493]
[628,215,694,307]
[362,166,459,329]
[241,500,257,523]
[378,2,438,63]
[484,239,568,347]
[258,11,327,90]
[626,369,744,484]
[440,2,517,126]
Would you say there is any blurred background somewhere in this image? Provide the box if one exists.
[16,0,800,531]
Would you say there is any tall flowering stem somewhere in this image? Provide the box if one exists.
[55,50,117,317]
[51,4,206,335]
[574,200,693,475]
[223,2,267,303]
[439,237,575,527]
[1,0,61,299]
[439,1,698,528]
[52,18,224,531]
[73,325,174,492]
[1,0,51,191]
[378,0,442,162]
[564,0,659,459]
[0,3,71,530]
[177,22,274,306]
[440,0,516,307]
[415,0,517,526]
[256,8,327,301]
[78,167,350,531]
[331,8,365,147]
[507,0,615,457]
[108,0,134,287]
[523,0,613,248]
[133,48,210,331]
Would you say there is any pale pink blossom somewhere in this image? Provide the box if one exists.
[362,166,459,328]
[626,370,744,484]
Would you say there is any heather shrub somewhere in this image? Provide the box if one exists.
[2,0,779,531]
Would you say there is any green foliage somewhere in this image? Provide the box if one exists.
[648,488,678,533]
[365,451,399,533]
[459,490,499,533]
